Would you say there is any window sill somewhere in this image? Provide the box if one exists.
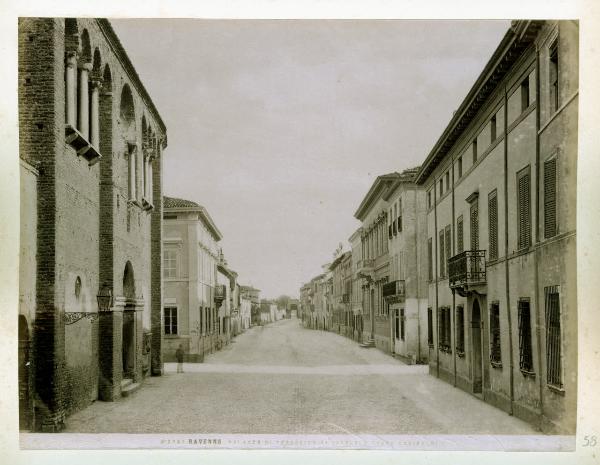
[65,124,101,165]
[456,350,465,358]
[128,199,143,209]
[547,383,565,396]
[520,369,536,379]
[490,361,503,369]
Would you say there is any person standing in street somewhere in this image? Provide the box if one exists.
[175,344,184,373]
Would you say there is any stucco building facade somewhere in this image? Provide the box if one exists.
[18,17,167,431]
[415,20,577,433]
[162,196,223,362]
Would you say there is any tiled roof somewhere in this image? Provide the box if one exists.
[163,196,201,209]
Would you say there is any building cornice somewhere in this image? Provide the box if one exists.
[354,173,399,220]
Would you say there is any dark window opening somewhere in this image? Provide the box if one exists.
[490,303,501,365]
[518,299,534,373]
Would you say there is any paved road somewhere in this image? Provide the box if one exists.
[64,319,536,434]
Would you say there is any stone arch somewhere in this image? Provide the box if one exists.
[80,28,92,63]
[64,18,79,54]
[119,84,136,143]
[123,261,135,300]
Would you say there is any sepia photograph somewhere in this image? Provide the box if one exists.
[3,0,600,463]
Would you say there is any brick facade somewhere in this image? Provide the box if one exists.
[18,18,167,431]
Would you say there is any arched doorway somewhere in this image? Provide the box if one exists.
[471,298,483,394]
[18,315,31,430]
[122,262,136,379]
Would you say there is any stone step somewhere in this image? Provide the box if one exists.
[121,378,133,389]
[359,339,375,348]
[121,379,140,397]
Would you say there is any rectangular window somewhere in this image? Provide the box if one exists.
[490,303,501,365]
[199,306,204,335]
[163,250,177,278]
[456,305,464,354]
[517,167,532,250]
[397,198,402,232]
[549,40,559,113]
[439,178,443,196]
[521,76,530,112]
[456,215,464,254]
[518,299,534,373]
[545,287,562,387]
[470,201,479,250]
[544,157,557,238]
[428,191,432,209]
[395,309,400,339]
[491,114,497,142]
[445,225,451,268]
[445,171,450,191]
[438,307,451,352]
[488,190,499,260]
[400,308,405,340]
[472,139,478,164]
[427,307,433,347]
[458,156,463,179]
[428,238,433,281]
[439,230,445,278]
[164,307,177,335]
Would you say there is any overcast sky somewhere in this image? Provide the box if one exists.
[111,19,510,299]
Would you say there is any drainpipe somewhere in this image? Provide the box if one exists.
[504,82,515,416]
[451,154,457,387]
[414,189,422,363]
[534,43,545,424]
[434,175,440,378]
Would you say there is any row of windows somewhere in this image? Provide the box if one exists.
[427,36,562,211]
[427,288,563,388]
[164,306,220,336]
[361,217,388,260]
[388,198,403,238]
[427,159,558,279]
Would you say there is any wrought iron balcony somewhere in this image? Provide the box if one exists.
[382,280,406,304]
[448,250,486,294]
[214,284,227,304]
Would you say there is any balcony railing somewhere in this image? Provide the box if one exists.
[382,280,406,303]
[448,250,486,291]
[214,284,227,304]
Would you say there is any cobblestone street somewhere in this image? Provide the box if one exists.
[64,319,536,434]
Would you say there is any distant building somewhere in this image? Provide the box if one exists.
[330,251,352,336]
[240,296,252,330]
[162,196,222,362]
[240,285,261,326]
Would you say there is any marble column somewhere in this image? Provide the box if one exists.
[90,78,101,148]
[65,52,78,127]
[78,62,92,139]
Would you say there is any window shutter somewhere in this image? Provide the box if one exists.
[439,231,445,278]
[457,216,464,253]
[518,169,531,250]
[544,158,557,238]
[488,191,498,260]
[470,202,479,250]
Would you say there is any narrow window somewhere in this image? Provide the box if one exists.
[489,303,501,365]
[128,145,136,201]
[549,40,559,113]
[445,225,451,266]
[470,201,479,250]
[472,139,478,164]
[491,114,497,142]
[518,299,534,373]
[199,306,203,334]
[427,307,433,347]
[445,307,451,352]
[445,171,450,190]
[488,190,499,260]
[428,191,432,209]
[517,167,532,250]
[163,250,177,278]
[439,230,445,278]
[545,287,562,387]
[456,305,464,354]
[439,178,443,196]
[397,198,402,232]
[456,215,464,254]
[438,307,445,350]
[400,308,405,340]
[428,238,433,281]
[458,156,463,179]
[521,77,530,112]
[395,309,400,339]
[164,307,177,335]
[544,157,558,238]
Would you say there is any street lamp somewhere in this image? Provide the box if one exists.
[97,286,113,312]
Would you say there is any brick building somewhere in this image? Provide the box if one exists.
[415,20,577,433]
[162,196,223,362]
[383,167,429,364]
[18,18,167,431]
